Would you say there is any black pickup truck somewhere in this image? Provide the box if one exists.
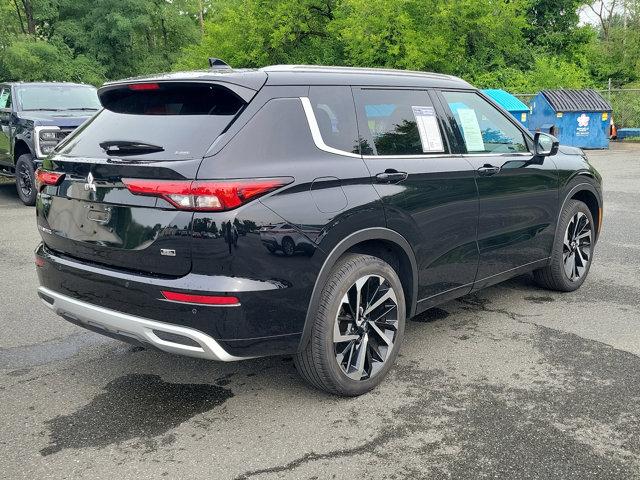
[0,82,100,205]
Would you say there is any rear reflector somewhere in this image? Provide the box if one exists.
[128,83,160,91]
[35,169,65,191]
[35,255,46,267]
[161,291,240,306]
[122,177,292,211]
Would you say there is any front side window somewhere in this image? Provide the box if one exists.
[354,89,446,156]
[0,88,10,109]
[308,85,360,154]
[442,91,528,154]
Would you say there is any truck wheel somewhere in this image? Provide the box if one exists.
[294,254,406,396]
[15,154,37,206]
[533,200,595,292]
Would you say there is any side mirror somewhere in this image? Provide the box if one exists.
[534,132,559,157]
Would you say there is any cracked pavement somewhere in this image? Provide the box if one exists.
[1,144,639,479]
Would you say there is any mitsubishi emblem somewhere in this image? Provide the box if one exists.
[84,172,97,192]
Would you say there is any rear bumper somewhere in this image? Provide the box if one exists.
[38,287,244,361]
[35,243,308,357]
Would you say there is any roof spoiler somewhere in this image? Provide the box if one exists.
[209,58,231,69]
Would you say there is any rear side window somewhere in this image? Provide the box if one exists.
[354,89,446,156]
[57,83,246,161]
[100,83,244,116]
[308,86,359,154]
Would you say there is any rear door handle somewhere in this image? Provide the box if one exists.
[375,170,408,183]
[477,164,501,176]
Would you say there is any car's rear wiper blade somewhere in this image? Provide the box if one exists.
[67,107,99,111]
[99,140,164,156]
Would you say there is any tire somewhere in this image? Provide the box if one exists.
[281,237,295,256]
[533,200,595,292]
[15,154,37,206]
[294,254,406,396]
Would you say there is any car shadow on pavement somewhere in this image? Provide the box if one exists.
[32,273,554,458]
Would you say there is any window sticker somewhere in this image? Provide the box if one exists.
[456,108,485,152]
[411,106,444,153]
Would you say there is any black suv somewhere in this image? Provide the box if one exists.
[0,82,100,205]
[35,66,602,396]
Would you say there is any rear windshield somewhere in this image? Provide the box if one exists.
[56,83,246,160]
[100,83,244,115]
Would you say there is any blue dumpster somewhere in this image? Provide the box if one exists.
[482,89,530,128]
[529,89,612,149]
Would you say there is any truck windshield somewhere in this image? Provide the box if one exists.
[16,85,101,112]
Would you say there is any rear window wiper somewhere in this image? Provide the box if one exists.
[99,140,165,156]
[67,107,99,111]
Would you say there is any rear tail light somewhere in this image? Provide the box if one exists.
[122,177,293,211]
[35,168,65,191]
[161,291,240,306]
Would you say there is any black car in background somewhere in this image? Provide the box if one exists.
[34,65,602,396]
[0,82,100,205]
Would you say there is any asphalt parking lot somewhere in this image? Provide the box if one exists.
[1,143,639,479]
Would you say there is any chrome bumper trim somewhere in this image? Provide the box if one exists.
[38,287,243,362]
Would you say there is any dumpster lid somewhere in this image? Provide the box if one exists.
[483,89,529,112]
[541,89,612,112]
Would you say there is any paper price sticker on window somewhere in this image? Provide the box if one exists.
[412,106,444,153]
[456,108,485,152]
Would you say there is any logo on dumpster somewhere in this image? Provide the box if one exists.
[577,114,590,127]
[576,114,590,136]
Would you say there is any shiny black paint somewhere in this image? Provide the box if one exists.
[35,67,603,359]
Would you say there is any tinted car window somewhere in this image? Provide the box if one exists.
[100,83,244,115]
[354,89,446,156]
[57,84,246,161]
[308,85,359,154]
[442,91,528,154]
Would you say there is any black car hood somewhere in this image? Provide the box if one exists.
[558,145,585,156]
[17,110,96,127]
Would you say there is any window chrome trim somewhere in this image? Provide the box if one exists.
[299,96,361,158]
[363,154,459,160]
[461,152,533,158]
[34,125,60,159]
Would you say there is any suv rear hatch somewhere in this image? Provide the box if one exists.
[36,79,263,277]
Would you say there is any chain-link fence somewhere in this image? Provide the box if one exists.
[515,90,640,130]
[604,89,640,129]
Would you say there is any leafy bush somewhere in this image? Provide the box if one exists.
[0,38,106,85]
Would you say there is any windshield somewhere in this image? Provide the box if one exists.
[16,85,101,112]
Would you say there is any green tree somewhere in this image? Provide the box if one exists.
[0,37,105,84]
[55,0,200,79]
[175,0,339,70]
